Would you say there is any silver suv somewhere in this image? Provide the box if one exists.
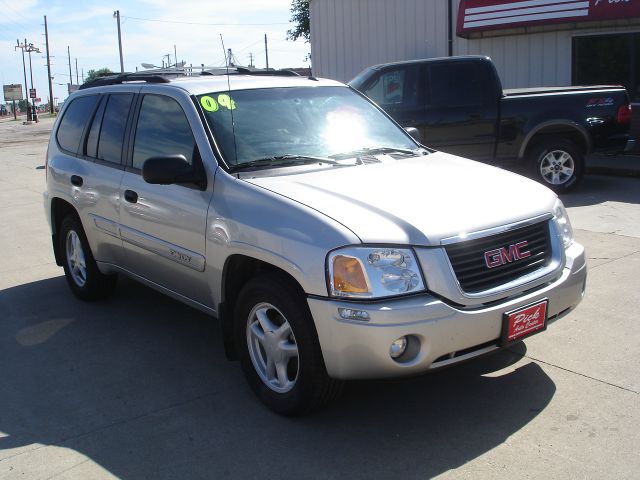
[44,71,586,415]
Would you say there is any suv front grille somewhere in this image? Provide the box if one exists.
[444,221,552,293]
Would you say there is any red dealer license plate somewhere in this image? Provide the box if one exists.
[501,299,548,346]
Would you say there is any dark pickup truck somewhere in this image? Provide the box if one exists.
[349,56,634,192]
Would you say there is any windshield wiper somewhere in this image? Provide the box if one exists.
[229,154,339,172]
[329,146,426,160]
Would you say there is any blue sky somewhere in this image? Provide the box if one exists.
[0,0,310,104]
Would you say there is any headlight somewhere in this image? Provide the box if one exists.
[553,199,574,248]
[328,247,425,298]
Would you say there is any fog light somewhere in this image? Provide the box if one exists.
[390,336,408,359]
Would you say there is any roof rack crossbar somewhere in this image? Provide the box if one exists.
[78,73,171,90]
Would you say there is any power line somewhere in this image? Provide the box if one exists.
[121,15,288,26]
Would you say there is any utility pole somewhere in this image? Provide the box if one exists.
[75,58,79,84]
[67,46,72,90]
[264,34,269,69]
[26,42,40,122]
[113,10,124,73]
[174,45,177,67]
[248,52,254,68]
[15,40,29,117]
[44,16,54,114]
[82,68,84,82]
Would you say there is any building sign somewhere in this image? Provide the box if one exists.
[457,0,640,37]
[3,84,23,101]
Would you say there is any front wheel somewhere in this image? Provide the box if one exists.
[527,137,585,193]
[235,273,342,415]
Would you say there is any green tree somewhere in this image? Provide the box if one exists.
[287,0,310,42]
[17,99,28,112]
[84,68,114,83]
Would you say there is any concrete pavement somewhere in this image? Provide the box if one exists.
[0,117,638,479]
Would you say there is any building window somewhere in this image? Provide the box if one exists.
[573,33,639,102]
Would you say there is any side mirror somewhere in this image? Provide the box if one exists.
[404,127,422,143]
[142,155,205,188]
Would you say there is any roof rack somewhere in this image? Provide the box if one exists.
[79,72,172,90]
[202,67,300,77]
[78,66,302,91]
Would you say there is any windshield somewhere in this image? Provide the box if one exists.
[196,86,417,168]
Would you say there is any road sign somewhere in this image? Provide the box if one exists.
[29,88,37,99]
[3,84,23,101]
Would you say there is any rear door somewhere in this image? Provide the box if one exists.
[54,92,131,266]
[118,90,214,307]
[420,60,499,161]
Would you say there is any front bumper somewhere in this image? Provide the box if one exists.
[308,242,586,380]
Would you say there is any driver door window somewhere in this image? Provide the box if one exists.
[132,94,197,170]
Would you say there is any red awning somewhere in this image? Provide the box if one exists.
[457,0,640,37]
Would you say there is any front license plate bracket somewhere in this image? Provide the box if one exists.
[501,299,548,347]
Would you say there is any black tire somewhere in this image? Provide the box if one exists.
[59,214,117,301]
[527,136,585,193]
[234,272,342,415]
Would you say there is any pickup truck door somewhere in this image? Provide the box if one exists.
[419,61,499,161]
[118,92,214,308]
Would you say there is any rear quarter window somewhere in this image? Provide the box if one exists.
[56,95,99,154]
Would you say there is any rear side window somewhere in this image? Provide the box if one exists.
[97,94,134,164]
[85,97,107,158]
[428,62,492,108]
[132,95,196,170]
[56,95,99,153]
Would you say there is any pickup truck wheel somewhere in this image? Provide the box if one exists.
[527,137,584,193]
[235,273,342,415]
[59,215,117,301]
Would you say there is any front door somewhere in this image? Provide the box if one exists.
[360,65,426,132]
[118,92,214,307]
[420,60,499,161]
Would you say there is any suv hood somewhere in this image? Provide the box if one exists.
[245,152,557,246]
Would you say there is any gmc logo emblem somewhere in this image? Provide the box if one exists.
[484,241,531,269]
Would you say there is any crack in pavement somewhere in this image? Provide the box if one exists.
[586,249,640,271]
[507,347,639,395]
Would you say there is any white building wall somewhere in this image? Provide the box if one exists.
[310,0,640,88]
[311,0,451,82]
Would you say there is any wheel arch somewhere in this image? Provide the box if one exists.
[219,254,308,361]
[50,197,80,266]
[520,121,591,159]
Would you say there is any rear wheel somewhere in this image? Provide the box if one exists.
[235,272,342,415]
[59,215,117,301]
[527,137,584,193]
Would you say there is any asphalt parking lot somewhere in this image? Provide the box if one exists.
[0,116,638,479]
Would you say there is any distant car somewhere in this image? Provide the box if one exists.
[350,55,634,192]
[44,70,586,414]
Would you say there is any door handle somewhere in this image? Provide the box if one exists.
[70,175,83,187]
[124,189,138,203]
